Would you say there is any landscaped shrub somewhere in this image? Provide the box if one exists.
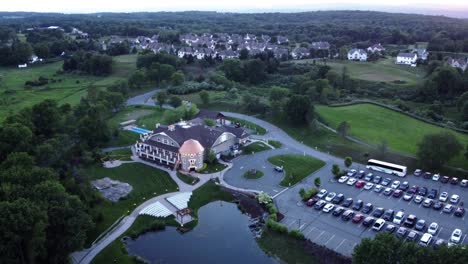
[300,187,318,201]
[314,177,321,187]
[257,192,273,205]
[289,229,306,240]
[267,219,288,234]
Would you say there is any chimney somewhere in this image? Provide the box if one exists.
[156,123,160,129]
[168,125,175,131]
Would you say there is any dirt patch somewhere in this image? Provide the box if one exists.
[223,187,267,218]
[91,177,133,202]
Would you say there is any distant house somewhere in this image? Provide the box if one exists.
[291,47,310,59]
[217,50,239,60]
[413,48,429,61]
[177,47,196,58]
[396,52,418,66]
[273,48,289,59]
[448,57,468,71]
[347,49,368,61]
[367,43,385,53]
[310,41,330,50]
[276,36,289,45]
[195,48,215,59]
[18,64,27,68]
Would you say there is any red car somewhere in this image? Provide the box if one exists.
[306,197,319,207]
[355,180,366,188]
[393,189,403,198]
[352,214,365,223]
[408,185,419,194]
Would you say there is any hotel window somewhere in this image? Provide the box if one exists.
[157,138,161,142]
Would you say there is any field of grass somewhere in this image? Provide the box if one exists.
[268,140,282,148]
[0,54,137,121]
[268,155,325,187]
[243,141,272,154]
[85,163,178,245]
[257,230,318,264]
[199,161,228,174]
[297,58,425,85]
[176,171,200,185]
[229,117,267,135]
[104,148,133,161]
[316,103,468,169]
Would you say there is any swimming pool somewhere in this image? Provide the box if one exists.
[129,127,152,134]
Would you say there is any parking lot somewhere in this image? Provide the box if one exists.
[275,165,468,256]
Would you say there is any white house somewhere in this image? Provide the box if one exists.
[396,52,418,66]
[448,57,468,71]
[291,47,310,59]
[347,49,368,61]
[177,47,196,58]
[413,48,429,61]
[367,43,385,53]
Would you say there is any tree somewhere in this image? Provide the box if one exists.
[205,149,217,164]
[344,156,353,168]
[336,121,350,137]
[171,71,185,86]
[332,164,341,177]
[269,86,289,103]
[285,95,312,125]
[417,132,463,169]
[169,95,182,108]
[462,101,468,121]
[465,145,468,160]
[199,90,210,105]
[239,48,249,60]
[221,59,244,82]
[34,43,50,59]
[314,177,321,187]
[156,91,168,108]
[243,59,266,84]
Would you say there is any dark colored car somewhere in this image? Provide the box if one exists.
[433,201,444,211]
[454,207,465,217]
[383,209,394,221]
[451,177,459,185]
[404,214,417,228]
[398,182,409,191]
[362,217,375,227]
[352,214,365,223]
[352,200,363,211]
[427,189,438,199]
[372,207,385,218]
[381,178,392,186]
[373,175,382,184]
[407,231,419,242]
[314,200,327,210]
[333,207,345,217]
[415,219,426,231]
[418,187,428,196]
[408,185,419,194]
[355,181,366,188]
[441,176,450,183]
[357,170,365,179]
[362,203,374,214]
[332,193,345,204]
[424,172,432,179]
[393,190,403,198]
[396,227,408,238]
[342,210,355,221]
[306,197,319,207]
[342,198,353,207]
[364,173,373,181]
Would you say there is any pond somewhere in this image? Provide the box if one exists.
[126,201,276,264]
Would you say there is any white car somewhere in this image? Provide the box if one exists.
[347,178,357,186]
[322,203,335,213]
[414,195,423,204]
[317,189,328,199]
[439,192,449,202]
[450,229,462,244]
[428,222,439,235]
[374,184,383,193]
[325,192,337,202]
[338,176,349,183]
[372,218,386,231]
[347,169,357,177]
[432,173,440,181]
[450,194,460,204]
[419,233,433,247]
[393,211,405,225]
[364,182,374,190]
[391,180,400,189]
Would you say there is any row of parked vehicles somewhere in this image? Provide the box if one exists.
[413,169,468,187]
[338,174,466,217]
[307,189,464,247]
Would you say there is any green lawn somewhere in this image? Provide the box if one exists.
[243,141,272,154]
[199,162,228,174]
[316,103,468,169]
[229,117,267,135]
[85,163,178,245]
[257,230,318,264]
[268,155,325,187]
[0,54,137,121]
[268,140,282,148]
[244,169,265,179]
[176,171,200,185]
[104,148,133,161]
[297,58,425,85]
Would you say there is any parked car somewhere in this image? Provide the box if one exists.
[347,178,358,186]
[332,207,345,217]
[460,179,468,187]
[450,229,462,244]
[332,193,345,204]
[364,173,373,181]
[306,197,319,206]
[419,233,433,247]
[381,178,392,186]
[372,207,385,218]
[383,209,394,221]
[404,214,417,228]
[274,166,283,172]
[441,176,450,183]
[374,184,383,193]
[342,198,353,208]
[403,193,413,201]
[407,231,419,242]
[352,213,365,223]
[454,207,465,217]
[450,194,460,204]
[393,190,403,198]
[362,203,374,214]
[414,195,423,204]
[396,227,408,238]
[415,219,426,231]
[317,189,327,199]
[423,198,433,208]
[314,200,327,210]
[355,180,366,188]
[373,218,386,231]
[428,222,439,235]
[373,175,382,184]
[451,177,459,185]
[391,180,400,189]
[423,172,432,179]
[362,216,375,227]
[338,176,349,183]
[352,200,363,211]
[427,189,438,199]
[408,185,419,194]
[364,182,374,190]
[323,203,335,213]
[385,224,396,233]
[346,169,357,177]
[414,169,422,176]
[434,238,446,248]
[443,204,454,214]
[398,181,409,191]
[439,192,449,202]
[383,188,393,196]
[393,211,405,225]
[357,170,365,179]
[432,173,440,181]
[433,201,444,211]
[325,192,336,202]
[418,187,428,196]
[342,210,355,221]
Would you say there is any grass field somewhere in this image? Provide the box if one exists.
[0,54,137,121]
[268,140,282,148]
[316,104,468,169]
[243,141,272,154]
[176,171,200,185]
[268,155,325,187]
[85,163,178,245]
[104,148,132,161]
[229,117,267,135]
[296,58,425,85]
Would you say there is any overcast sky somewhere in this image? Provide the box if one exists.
[1,0,467,13]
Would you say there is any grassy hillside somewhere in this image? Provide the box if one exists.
[316,104,468,169]
[0,54,136,121]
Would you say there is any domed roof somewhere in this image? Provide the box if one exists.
[179,139,204,154]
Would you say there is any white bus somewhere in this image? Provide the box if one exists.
[366,159,407,177]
